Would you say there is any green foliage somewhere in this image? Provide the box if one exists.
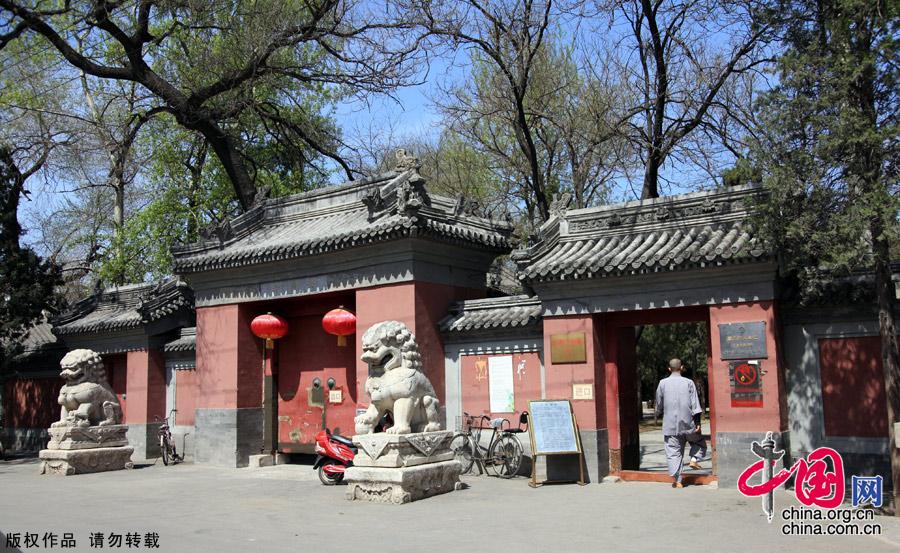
[636,323,708,402]
[0,146,63,367]
[421,131,507,207]
[750,0,898,291]
[2,0,349,287]
[722,158,762,188]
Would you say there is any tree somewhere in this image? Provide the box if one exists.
[413,0,569,221]
[605,0,773,198]
[636,322,708,408]
[1,0,426,211]
[415,1,632,225]
[751,0,898,508]
[0,145,63,367]
[76,75,155,285]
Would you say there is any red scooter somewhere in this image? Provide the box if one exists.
[314,413,391,485]
[313,429,356,485]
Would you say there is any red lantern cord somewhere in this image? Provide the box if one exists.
[322,306,356,347]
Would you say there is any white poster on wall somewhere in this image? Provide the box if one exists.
[488,355,515,413]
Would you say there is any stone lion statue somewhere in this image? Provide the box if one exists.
[51,349,122,428]
[355,321,442,435]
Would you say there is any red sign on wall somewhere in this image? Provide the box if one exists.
[729,361,763,408]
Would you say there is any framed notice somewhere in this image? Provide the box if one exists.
[527,400,586,486]
[718,321,767,359]
[488,355,515,413]
[572,383,593,400]
[550,332,587,364]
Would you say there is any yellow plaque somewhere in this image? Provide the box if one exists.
[550,332,587,364]
[572,383,593,400]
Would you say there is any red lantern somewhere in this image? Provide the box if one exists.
[322,306,356,347]
[250,312,289,349]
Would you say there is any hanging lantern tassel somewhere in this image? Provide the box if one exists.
[322,306,357,347]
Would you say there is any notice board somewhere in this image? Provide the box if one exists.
[527,400,585,486]
[488,355,515,413]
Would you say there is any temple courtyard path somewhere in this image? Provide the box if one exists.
[1,457,898,553]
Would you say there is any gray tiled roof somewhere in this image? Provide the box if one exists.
[164,327,196,353]
[172,169,513,274]
[53,278,193,336]
[513,185,769,283]
[18,322,59,354]
[6,322,65,363]
[440,295,542,333]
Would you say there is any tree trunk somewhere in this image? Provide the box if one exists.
[112,178,125,285]
[642,156,661,199]
[182,118,256,210]
[872,220,900,513]
[640,0,667,201]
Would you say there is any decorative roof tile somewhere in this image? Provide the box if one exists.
[164,327,196,353]
[172,168,513,274]
[513,185,770,283]
[440,295,542,334]
[53,278,194,336]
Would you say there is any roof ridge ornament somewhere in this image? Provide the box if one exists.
[549,191,572,219]
[393,148,422,173]
[198,219,233,243]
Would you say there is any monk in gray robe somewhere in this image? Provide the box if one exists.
[655,358,707,488]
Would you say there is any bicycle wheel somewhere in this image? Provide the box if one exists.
[489,434,523,478]
[449,433,475,474]
[160,437,170,466]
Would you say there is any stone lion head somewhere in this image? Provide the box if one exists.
[360,320,422,375]
[59,349,106,385]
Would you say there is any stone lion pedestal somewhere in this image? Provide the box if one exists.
[40,425,134,476]
[39,348,134,476]
[344,430,461,504]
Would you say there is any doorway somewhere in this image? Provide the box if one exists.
[601,307,717,484]
[634,322,711,477]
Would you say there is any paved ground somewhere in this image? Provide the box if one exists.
[1,457,898,553]
[639,428,712,476]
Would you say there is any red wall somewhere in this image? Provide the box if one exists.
[708,301,784,433]
[104,354,127,422]
[175,369,198,426]
[195,304,263,410]
[3,378,62,429]
[542,315,603,430]
[459,352,541,425]
[125,349,166,424]
[819,336,890,438]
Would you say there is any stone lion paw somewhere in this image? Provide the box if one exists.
[386,426,411,434]
[423,422,441,432]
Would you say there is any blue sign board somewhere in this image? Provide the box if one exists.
[529,400,579,454]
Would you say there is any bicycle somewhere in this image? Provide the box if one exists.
[154,409,183,466]
[450,411,527,478]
